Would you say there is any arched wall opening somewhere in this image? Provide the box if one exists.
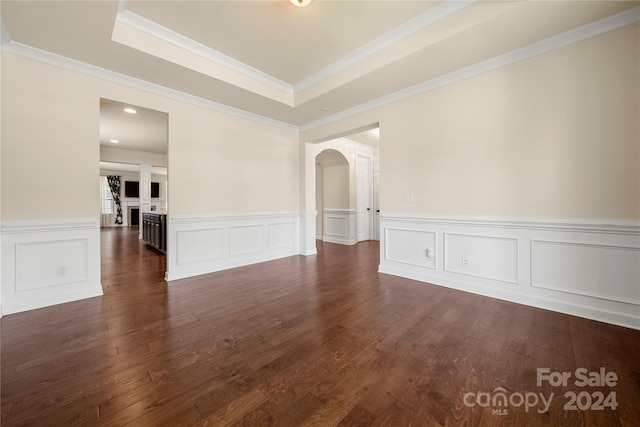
[302,124,379,255]
[316,149,351,244]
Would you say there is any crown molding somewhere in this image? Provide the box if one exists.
[300,6,640,132]
[114,0,476,105]
[115,9,293,95]
[114,6,295,105]
[293,0,475,94]
[2,6,637,134]
[0,36,298,132]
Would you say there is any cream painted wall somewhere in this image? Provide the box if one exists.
[1,56,100,220]
[1,53,299,222]
[301,23,640,220]
[168,106,299,215]
[322,165,350,209]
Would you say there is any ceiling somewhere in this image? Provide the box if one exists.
[100,99,168,154]
[1,0,638,132]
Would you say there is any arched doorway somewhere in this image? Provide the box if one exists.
[316,149,352,244]
[303,125,380,255]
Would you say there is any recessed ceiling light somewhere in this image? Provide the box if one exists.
[124,107,137,114]
[110,139,120,143]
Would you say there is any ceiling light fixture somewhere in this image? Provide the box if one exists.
[290,0,312,7]
[124,107,137,114]
[110,139,120,143]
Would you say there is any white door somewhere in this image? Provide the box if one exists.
[356,154,373,242]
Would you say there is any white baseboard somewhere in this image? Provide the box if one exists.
[166,212,301,281]
[379,214,640,330]
[1,218,104,315]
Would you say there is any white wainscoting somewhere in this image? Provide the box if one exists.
[323,209,356,245]
[166,212,300,281]
[444,233,518,283]
[1,218,103,315]
[379,215,640,330]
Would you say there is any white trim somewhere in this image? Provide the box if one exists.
[294,0,475,93]
[114,7,294,104]
[443,232,519,284]
[170,211,300,224]
[384,227,436,270]
[15,238,89,292]
[145,3,637,130]
[1,218,99,234]
[530,239,640,305]
[380,213,640,235]
[116,8,293,95]
[166,212,301,281]
[300,6,640,132]
[116,1,475,100]
[1,6,637,131]
[323,209,357,245]
[1,219,103,315]
[301,210,318,256]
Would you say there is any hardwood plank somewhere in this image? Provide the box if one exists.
[1,228,639,426]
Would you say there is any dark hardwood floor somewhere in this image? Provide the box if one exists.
[2,226,639,426]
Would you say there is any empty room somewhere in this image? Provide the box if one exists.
[1,1,639,425]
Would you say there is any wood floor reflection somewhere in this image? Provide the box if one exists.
[1,226,639,426]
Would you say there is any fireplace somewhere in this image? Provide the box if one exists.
[128,207,140,226]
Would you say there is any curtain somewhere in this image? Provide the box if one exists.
[106,176,123,225]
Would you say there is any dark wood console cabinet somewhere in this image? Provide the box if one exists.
[142,213,167,254]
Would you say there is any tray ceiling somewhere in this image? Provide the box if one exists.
[2,1,638,130]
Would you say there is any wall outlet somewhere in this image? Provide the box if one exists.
[426,249,433,258]
[57,266,67,277]
[404,193,414,203]
[462,256,470,268]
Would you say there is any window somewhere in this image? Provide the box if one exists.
[100,176,115,214]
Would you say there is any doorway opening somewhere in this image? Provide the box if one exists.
[316,149,351,244]
[305,123,380,254]
[99,99,169,278]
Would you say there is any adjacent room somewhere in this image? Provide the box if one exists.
[1,1,638,425]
